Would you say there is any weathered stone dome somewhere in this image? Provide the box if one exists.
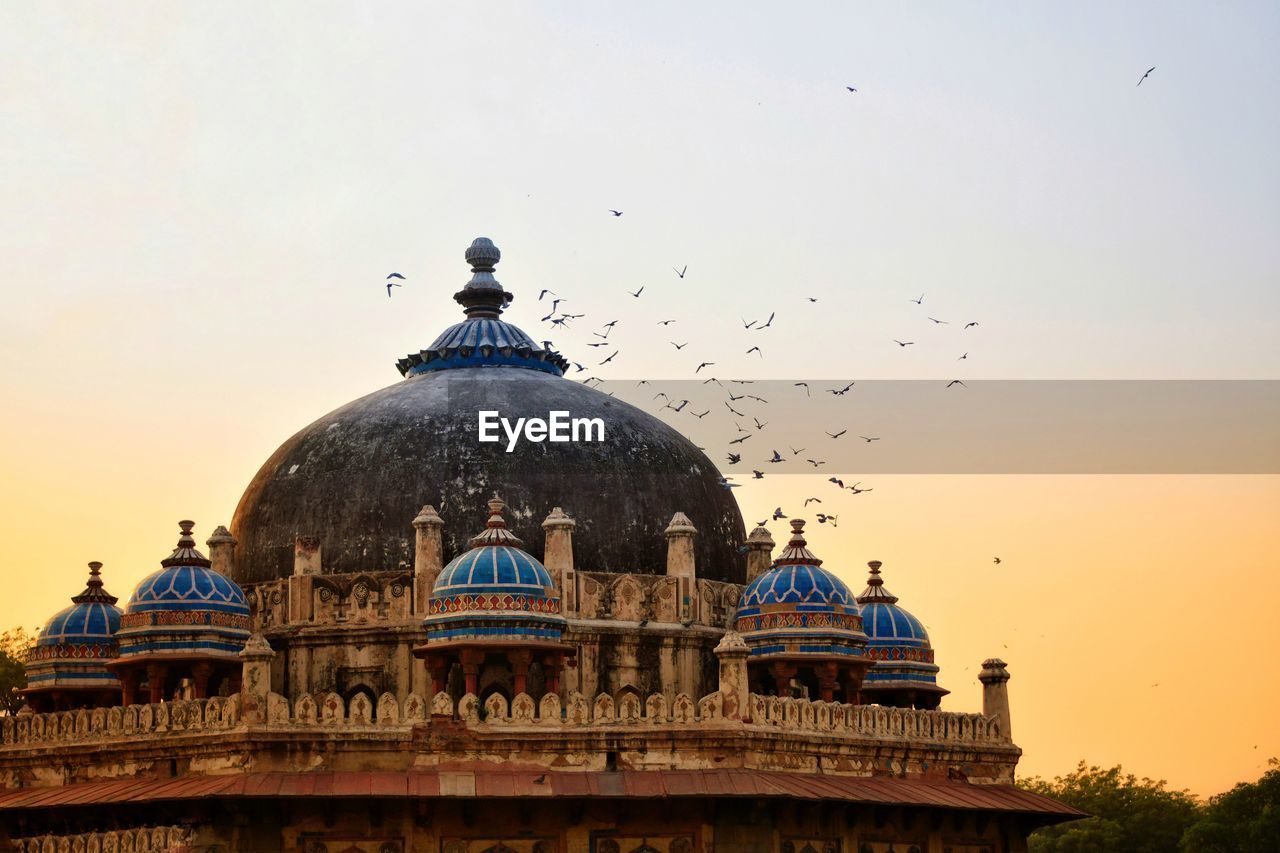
[229,238,746,584]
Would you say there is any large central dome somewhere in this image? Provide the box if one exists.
[230,238,747,584]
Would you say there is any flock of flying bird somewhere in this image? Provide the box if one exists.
[377,69,1163,557]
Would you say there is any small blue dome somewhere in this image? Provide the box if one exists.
[424,496,565,646]
[114,522,251,665]
[739,563,855,609]
[38,602,121,647]
[734,521,867,662]
[126,565,249,617]
[855,561,945,698]
[434,543,556,594]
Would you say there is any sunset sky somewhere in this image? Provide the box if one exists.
[2,2,1278,797]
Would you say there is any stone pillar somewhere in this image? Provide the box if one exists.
[979,657,1012,741]
[542,507,576,612]
[412,505,445,615]
[206,526,237,577]
[293,536,322,575]
[460,649,484,697]
[714,632,751,721]
[816,661,840,703]
[665,513,697,622]
[238,633,276,724]
[509,649,533,697]
[191,662,214,700]
[120,669,140,707]
[744,525,775,582]
[146,663,168,704]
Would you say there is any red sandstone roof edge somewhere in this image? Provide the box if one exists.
[0,770,1085,819]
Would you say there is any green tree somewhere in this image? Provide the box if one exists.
[1021,761,1200,853]
[0,626,35,715]
[1180,758,1280,853]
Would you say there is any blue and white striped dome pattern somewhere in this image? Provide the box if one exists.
[738,563,856,609]
[37,602,121,647]
[856,562,941,689]
[114,524,251,663]
[25,565,122,692]
[125,566,250,616]
[424,499,565,646]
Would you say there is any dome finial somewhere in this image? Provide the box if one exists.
[857,559,899,604]
[774,518,821,565]
[454,237,514,319]
[72,561,118,605]
[162,520,212,568]
[467,493,525,548]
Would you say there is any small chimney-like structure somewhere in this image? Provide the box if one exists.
[239,633,276,724]
[664,512,697,578]
[979,657,1013,741]
[542,507,576,613]
[412,505,445,614]
[206,526,237,577]
[744,525,775,582]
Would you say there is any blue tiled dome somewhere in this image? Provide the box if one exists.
[24,563,123,698]
[424,496,565,646]
[856,561,945,698]
[734,521,867,662]
[114,522,251,664]
[126,564,249,617]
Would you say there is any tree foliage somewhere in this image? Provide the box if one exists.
[1179,758,1280,853]
[1022,762,1200,853]
[0,626,35,715]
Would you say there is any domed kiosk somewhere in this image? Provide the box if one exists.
[856,560,948,709]
[230,238,746,584]
[22,562,123,712]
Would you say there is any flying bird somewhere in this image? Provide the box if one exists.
[958,353,968,360]
[848,483,873,494]
[753,417,768,430]
[387,272,405,280]
[695,362,715,373]
[827,382,855,396]
[741,317,756,329]
[726,453,742,464]
[964,322,979,329]
[752,470,765,479]
[804,497,822,506]
[757,312,775,330]
[725,401,744,416]
[538,289,556,301]
[718,477,740,490]
[599,350,618,365]
[673,265,687,279]
[628,286,644,298]
[609,209,624,216]
[728,433,751,445]
[859,436,880,443]
[993,557,1002,565]
[910,293,924,305]
[928,317,948,325]
[789,445,805,456]
[385,281,402,297]
[806,458,826,468]
[671,341,688,350]
[806,297,818,302]
[827,429,848,439]
[946,379,966,388]
[1137,66,1155,86]
[894,340,914,347]
[794,382,810,396]
[816,513,838,527]
[658,319,677,326]
[828,477,845,488]
[746,346,762,357]
[845,86,857,92]
[772,507,788,520]
[769,449,784,463]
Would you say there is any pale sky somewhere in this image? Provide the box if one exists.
[1,2,1278,797]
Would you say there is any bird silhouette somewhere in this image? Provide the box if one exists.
[725,401,744,416]
[599,350,618,365]
[746,346,762,357]
[789,445,805,456]
[828,477,846,488]
[1137,66,1155,86]
[816,513,838,527]
[628,286,644,298]
[804,497,822,506]
[894,340,914,347]
[671,341,688,350]
[728,433,751,445]
[993,557,1002,565]
[658,319,677,326]
[845,86,857,92]
[859,436,880,442]
[695,362,715,373]
[827,429,848,439]
[691,409,710,418]
[385,281,402,297]
[806,297,818,302]
[726,453,742,464]
[673,265,687,279]
[910,294,924,305]
[769,450,784,463]
[387,272,405,280]
[752,470,765,479]
[928,317,948,325]
[946,379,966,388]
[794,382,810,396]
[848,483,873,494]
[964,322,979,329]
[741,317,756,329]
[609,209,623,216]
[538,289,556,301]
[757,311,775,330]
[718,477,740,490]
[958,353,968,360]
[753,417,768,430]
[827,382,855,395]
[806,459,826,468]
[772,507,787,520]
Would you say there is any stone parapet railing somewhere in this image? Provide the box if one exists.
[1,690,1002,748]
[10,825,194,852]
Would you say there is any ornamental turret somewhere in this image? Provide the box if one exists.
[856,560,948,710]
